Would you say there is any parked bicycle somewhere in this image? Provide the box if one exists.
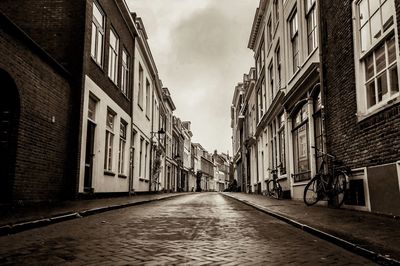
[266,164,283,199]
[303,146,351,207]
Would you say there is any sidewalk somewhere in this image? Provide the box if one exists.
[223,193,400,265]
[0,193,189,236]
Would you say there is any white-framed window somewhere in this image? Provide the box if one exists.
[257,88,263,122]
[108,28,119,83]
[267,16,273,48]
[144,141,149,179]
[146,79,151,117]
[268,62,274,105]
[91,1,104,66]
[138,64,144,109]
[358,0,395,52]
[289,10,299,74]
[104,109,115,172]
[270,121,278,170]
[88,95,97,121]
[278,113,286,175]
[292,104,310,182]
[275,44,282,90]
[354,0,399,114]
[139,137,144,177]
[305,0,317,54]
[121,49,129,96]
[118,120,127,175]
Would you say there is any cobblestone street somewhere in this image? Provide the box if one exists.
[0,193,375,265]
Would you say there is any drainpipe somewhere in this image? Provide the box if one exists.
[129,29,138,196]
[149,76,156,192]
[317,1,328,165]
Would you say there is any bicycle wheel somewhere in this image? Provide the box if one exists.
[266,180,280,199]
[266,180,274,197]
[331,171,347,207]
[276,183,283,199]
[303,175,321,206]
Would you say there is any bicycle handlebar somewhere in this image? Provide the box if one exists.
[311,146,335,159]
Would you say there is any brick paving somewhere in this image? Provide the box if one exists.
[0,193,188,227]
[0,193,374,265]
[223,192,400,263]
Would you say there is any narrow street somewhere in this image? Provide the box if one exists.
[0,193,374,265]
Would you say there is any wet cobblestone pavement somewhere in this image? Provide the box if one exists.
[0,193,375,265]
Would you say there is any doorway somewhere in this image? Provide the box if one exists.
[84,120,96,192]
[0,70,19,203]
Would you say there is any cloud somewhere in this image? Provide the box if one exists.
[127,0,257,154]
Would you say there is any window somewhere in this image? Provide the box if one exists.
[121,50,129,96]
[91,1,104,65]
[313,90,324,170]
[273,0,279,28]
[88,96,97,121]
[365,37,399,109]
[278,113,286,174]
[146,79,150,117]
[139,137,144,177]
[289,10,299,74]
[108,29,119,83]
[276,45,282,90]
[104,109,115,171]
[270,122,278,170]
[144,141,149,179]
[355,0,399,113]
[118,120,127,175]
[357,0,395,52]
[138,64,144,108]
[292,104,310,182]
[268,62,274,105]
[267,17,273,48]
[305,0,317,54]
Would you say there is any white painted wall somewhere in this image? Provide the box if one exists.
[79,76,131,193]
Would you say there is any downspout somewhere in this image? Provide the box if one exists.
[149,75,156,192]
[129,31,137,196]
[317,0,328,166]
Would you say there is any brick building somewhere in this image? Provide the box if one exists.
[1,0,144,199]
[234,0,400,215]
[0,12,75,203]
[321,0,400,215]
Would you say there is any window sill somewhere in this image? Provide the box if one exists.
[146,115,150,121]
[118,174,127,179]
[137,104,143,111]
[90,57,104,72]
[108,76,119,88]
[139,177,149,183]
[357,96,400,123]
[104,171,116,177]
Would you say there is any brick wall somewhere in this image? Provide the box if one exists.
[83,0,134,115]
[0,20,74,202]
[321,0,400,169]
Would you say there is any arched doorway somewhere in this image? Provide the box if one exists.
[0,69,19,203]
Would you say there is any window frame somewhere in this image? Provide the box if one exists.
[104,108,116,172]
[118,120,127,175]
[353,0,400,117]
[289,9,299,75]
[121,49,130,97]
[108,28,119,84]
[91,1,105,66]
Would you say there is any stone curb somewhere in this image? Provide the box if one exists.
[0,194,185,237]
[222,193,400,266]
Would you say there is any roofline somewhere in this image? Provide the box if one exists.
[247,0,268,50]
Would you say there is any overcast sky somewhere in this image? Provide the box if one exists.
[127,0,258,155]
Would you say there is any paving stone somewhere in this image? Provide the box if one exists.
[0,193,375,265]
